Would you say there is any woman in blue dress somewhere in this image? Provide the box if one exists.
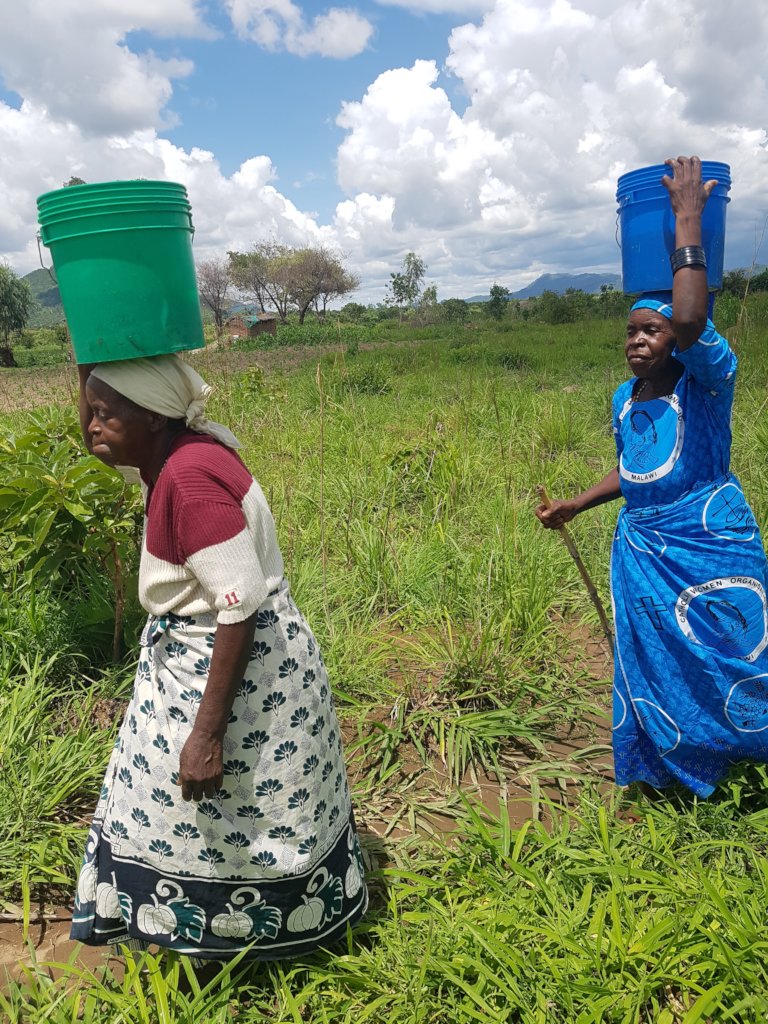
[537,156,768,797]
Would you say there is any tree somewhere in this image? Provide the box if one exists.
[229,244,358,325]
[288,245,358,323]
[487,283,510,320]
[562,287,591,321]
[229,245,276,316]
[309,251,360,322]
[387,251,427,319]
[596,283,627,319]
[534,289,567,324]
[340,302,368,323]
[0,265,34,367]
[723,266,768,296]
[63,176,86,187]
[441,298,470,324]
[416,283,439,324]
[197,258,232,339]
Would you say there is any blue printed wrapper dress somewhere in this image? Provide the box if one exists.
[611,321,768,796]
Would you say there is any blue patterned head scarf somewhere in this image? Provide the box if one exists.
[630,293,673,319]
[630,292,716,322]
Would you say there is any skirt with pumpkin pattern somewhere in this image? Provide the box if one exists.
[71,579,367,960]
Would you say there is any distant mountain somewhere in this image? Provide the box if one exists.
[467,272,622,303]
[22,268,65,327]
[24,268,61,306]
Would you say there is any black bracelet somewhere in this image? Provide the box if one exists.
[670,245,707,274]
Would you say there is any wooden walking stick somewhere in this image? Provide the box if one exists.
[536,484,614,654]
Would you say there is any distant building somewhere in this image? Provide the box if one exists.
[225,312,278,340]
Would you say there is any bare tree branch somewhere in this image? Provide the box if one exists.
[197,258,232,338]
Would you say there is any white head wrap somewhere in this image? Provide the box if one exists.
[89,354,240,449]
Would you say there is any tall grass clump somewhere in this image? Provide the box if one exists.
[0,654,127,922]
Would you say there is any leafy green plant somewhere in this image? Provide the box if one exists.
[0,405,142,660]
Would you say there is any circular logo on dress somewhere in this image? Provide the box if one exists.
[702,482,757,543]
[675,577,768,662]
[724,674,768,732]
[618,395,684,485]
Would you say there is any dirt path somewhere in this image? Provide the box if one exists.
[0,910,121,988]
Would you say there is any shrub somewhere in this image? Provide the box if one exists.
[345,361,392,395]
[498,349,533,371]
[14,345,68,368]
[323,359,392,398]
[0,406,143,663]
[450,343,486,365]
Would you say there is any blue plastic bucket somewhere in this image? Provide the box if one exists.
[616,161,731,294]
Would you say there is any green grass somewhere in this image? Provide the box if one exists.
[2,307,768,1020]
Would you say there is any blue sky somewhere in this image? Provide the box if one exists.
[130,5,467,222]
[1,1,767,303]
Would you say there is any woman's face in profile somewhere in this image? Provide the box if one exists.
[85,377,154,467]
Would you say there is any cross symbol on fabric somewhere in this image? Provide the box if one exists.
[716,490,748,527]
[634,595,665,630]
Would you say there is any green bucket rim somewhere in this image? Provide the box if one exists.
[39,199,193,223]
[36,181,191,228]
[37,179,188,203]
[41,221,195,246]
[38,190,190,209]
[39,194,190,216]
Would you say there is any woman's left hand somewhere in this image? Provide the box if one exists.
[178,730,224,801]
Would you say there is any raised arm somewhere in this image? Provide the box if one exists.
[662,156,718,351]
[535,467,621,529]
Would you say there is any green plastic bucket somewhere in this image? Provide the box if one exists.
[36,180,205,363]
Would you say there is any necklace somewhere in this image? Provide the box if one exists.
[632,379,650,403]
[632,379,676,403]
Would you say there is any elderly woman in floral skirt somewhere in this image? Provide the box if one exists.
[71,355,367,960]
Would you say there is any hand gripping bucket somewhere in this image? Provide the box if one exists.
[616,162,731,294]
[36,180,205,363]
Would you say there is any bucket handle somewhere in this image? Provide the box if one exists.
[615,213,621,251]
[36,232,58,287]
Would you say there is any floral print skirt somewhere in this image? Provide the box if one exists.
[71,579,367,960]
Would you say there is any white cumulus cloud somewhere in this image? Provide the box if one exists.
[331,0,768,295]
[0,0,210,135]
[374,0,494,10]
[225,1,374,58]
[0,99,329,272]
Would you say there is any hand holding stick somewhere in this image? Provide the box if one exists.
[536,484,614,654]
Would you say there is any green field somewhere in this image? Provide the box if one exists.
[2,308,768,1022]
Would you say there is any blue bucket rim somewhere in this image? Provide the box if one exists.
[617,161,731,200]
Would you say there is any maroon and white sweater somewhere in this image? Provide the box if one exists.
[139,433,284,624]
